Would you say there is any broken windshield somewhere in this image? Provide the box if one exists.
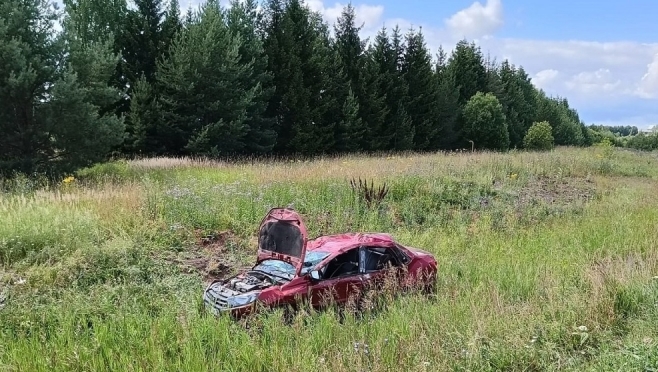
[254,250,330,280]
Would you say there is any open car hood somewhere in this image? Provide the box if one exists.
[256,208,308,276]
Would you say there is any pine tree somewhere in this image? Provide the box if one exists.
[156,1,258,155]
[130,77,164,155]
[62,0,127,44]
[1,0,124,176]
[333,4,365,92]
[534,91,584,146]
[333,3,369,151]
[115,0,169,153]
[498,61,537,148]
[161,0,182,56]
[448,40,488,106]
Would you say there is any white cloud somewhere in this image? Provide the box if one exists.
[565,68,622,94]
[636,53,658,99]
[307,1,384,31]
[445,0,503,39]
[533,69,559,89]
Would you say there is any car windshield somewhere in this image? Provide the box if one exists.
[254,250,330,280]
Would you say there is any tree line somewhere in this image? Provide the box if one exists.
[1,0,596,177]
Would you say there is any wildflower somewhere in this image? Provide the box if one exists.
[510,173,518,180]
[62,176,75,184]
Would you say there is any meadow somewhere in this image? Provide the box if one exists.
[1,145,658,371]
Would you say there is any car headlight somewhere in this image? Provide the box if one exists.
[226,293,259,308]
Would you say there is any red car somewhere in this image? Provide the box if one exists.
[202,207,438,318]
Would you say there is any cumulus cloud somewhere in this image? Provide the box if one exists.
[306,0,384,31]
[471,38,658,112]
[445,0,503,39]
[565,68,622,94]
[533,69,559,89]
[636,53,658,99]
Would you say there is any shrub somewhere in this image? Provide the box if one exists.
[523,121,554,151]
[462,92,510,151]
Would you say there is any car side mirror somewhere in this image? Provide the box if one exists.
[309,270,321,281]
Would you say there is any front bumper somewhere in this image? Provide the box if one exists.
[202,283,258,318]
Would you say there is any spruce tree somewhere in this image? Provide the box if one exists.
[401,27,439,150]
[374,25,413,151]
[447,40,488,147]
[156,1,257,155]
[226,0,277,153]
[433,46,460,149]
[336,88,366,153]
[263,0,335,155]
[364,27,397,150]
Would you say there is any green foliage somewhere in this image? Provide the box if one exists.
[226,0,277,154]
[336,88,366,152]
[1,0,598,177]
[535,92,584,146]
[432,46,460,149]
[0,0,124,177]
[402,28,440,150]
[625,132,658,151]
[462,92,510,151]
[156,2,258,155]
[523,121,554,150]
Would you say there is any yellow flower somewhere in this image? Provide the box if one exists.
[510,173,518,180]
[62,176,75,184]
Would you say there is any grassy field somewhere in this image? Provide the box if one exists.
[1,146,658,371]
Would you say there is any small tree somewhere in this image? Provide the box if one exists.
[462,92,509,151]
[523,121,554,150]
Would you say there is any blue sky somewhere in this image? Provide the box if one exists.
[299,0,658,129]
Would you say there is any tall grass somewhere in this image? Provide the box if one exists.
[1,147,658,371]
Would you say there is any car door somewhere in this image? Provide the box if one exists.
[307,247,365,309]
[359,245,407,291]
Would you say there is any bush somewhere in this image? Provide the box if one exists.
[523,121,554,151]
[462,92,510,151]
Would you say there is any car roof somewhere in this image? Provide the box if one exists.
[307,232,398,255]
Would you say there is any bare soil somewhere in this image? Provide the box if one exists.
[169,230,247,284]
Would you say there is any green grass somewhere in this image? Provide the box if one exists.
[1,147,658,371]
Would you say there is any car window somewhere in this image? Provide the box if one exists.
[300,250,330,275]
[254,260,296,280]
[360,246,395,272]
[254,251,331,279]
[321,248,360,279]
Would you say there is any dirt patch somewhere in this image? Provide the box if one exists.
[515,175,597,207]
[170,230,247,284]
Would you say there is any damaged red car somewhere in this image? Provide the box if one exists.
[202,207,438,318]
